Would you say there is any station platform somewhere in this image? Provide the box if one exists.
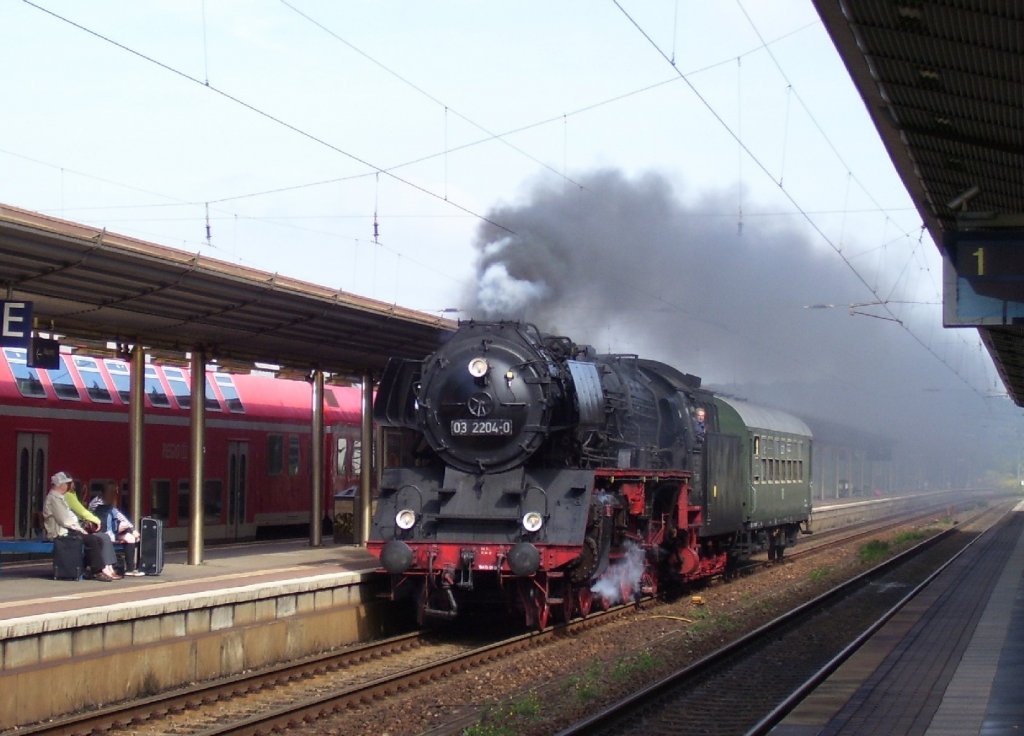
[772,500,1024,736]
[0,539,385,731]
[0,537,378,621]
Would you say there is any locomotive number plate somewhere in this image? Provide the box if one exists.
[451,419,513,436]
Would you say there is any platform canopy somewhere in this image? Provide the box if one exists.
[0,204,455,376]
[814,0,1024,405]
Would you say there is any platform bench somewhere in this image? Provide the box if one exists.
[0,539,127,573]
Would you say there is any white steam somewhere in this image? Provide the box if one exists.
[477,262,550,316]
[590,542,647,605]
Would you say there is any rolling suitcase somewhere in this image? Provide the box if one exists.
[52,535,84,580]
[139,516,164,575]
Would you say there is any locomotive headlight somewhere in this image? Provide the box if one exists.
[395,508,417,530]
[467,357,489,378]
[522,511,544,533]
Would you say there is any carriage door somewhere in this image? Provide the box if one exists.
[227,441,249,539]
[15,433,49,539]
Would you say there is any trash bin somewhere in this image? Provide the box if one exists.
[333,487,357,543]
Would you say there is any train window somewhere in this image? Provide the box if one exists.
[213,373,244,413]
[204,377,221,410]
[288,436,300,476]
[105,359,132,403]
[203,479,223,521]
[4,348,46,398]
[144,365,171,408]
[267,435,284,475]
[72,356,113,403]
[163,369,221,411]
[151,479,171,521]
[163,368,191,408]
[48,355,81,400]
[324,389,339,408]
[753,435,761,457]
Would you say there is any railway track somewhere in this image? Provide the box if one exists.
[5,498,996,736]
[552,500,1009,736]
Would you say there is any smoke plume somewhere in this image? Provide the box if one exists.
[459,169,1013,481]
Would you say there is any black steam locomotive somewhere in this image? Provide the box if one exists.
[368,321,812,628]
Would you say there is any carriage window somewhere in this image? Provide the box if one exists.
[48,355,81,400]
[204,377,221,411]
[214,373,244,413]
[105,359,131,403]
[177,480,190,519]
[753,435,761,457]
[324,389,340,408]
[163,367,191,408]
[288,435,301,476]
[161,368,221,410]
[144,365,171,408]
[267,434,284,475]
[72,356,112,402]
[4,348,46,398]
[151,479,170,521]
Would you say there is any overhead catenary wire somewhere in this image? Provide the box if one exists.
[21,0,514,237]
[277,0,590,193]
[614,0,988,401]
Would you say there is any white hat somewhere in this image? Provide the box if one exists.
[51,471,73,486]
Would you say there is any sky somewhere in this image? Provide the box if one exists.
[3,1,1021,481]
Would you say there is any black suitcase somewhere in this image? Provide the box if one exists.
[52,535,84,580]
[139,516,164,575]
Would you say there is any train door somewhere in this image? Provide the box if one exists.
[15,433,49,539]
[227,441,248,539]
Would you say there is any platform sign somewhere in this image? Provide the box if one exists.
[0,301,32,347]
[943,231,1024,327]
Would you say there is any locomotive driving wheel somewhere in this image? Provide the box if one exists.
[536,595,551,629]
[516,577,552,630]
[556,580,575,623]
[532,576,552,629]
[577,587,593,617]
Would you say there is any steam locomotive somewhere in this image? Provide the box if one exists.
[368,321,812,628]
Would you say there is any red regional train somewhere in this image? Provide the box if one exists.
[0,346,366,544]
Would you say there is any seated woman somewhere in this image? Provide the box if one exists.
[89,481,144,576]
